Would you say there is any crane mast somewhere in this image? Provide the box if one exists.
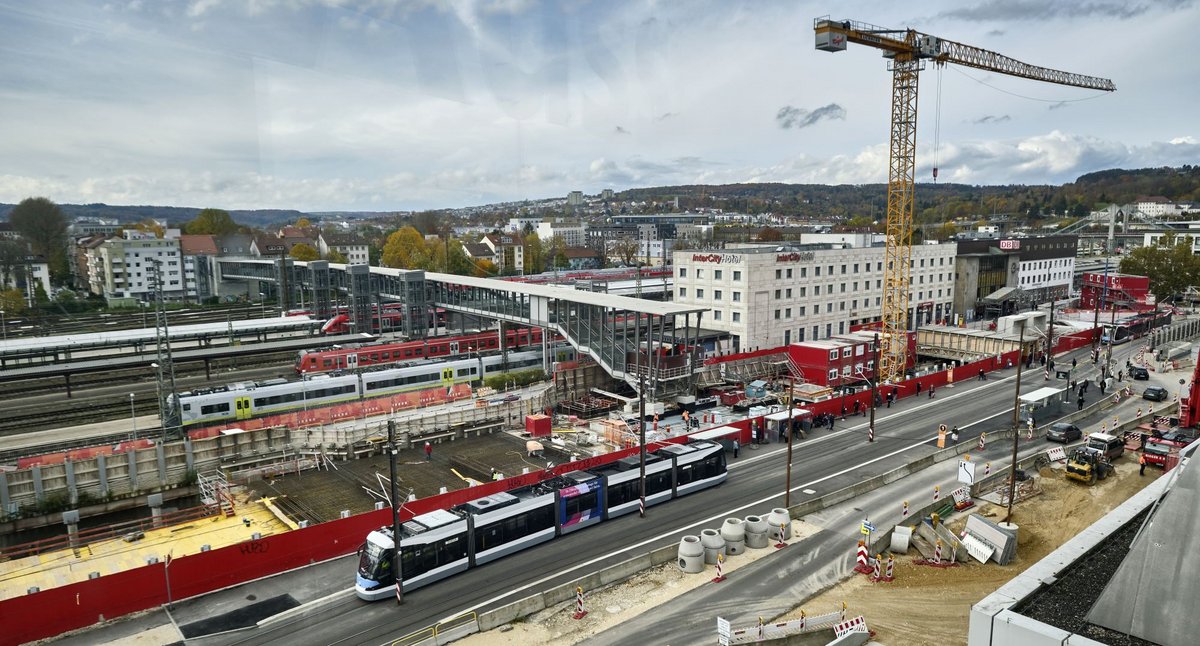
[813,17,1114,383]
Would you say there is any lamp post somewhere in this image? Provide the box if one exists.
[258,292,266,319]
[1004,320,1027,525]
[638,349,648,518]
[784,374,795,507]
[130,393,137,441]
[1,307,6,341]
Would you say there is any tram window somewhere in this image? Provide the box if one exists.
[607,480,637,507]
[646,471,672,495]
[696,454,725,480]
[676,464,696,486]
[182,404,192,412]
[457,368,471,377]
[414,348,422,356]
[563,491,598,520]
[322,359,333,368]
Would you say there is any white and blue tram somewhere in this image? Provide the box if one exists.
[170,346,573,427]
[354,440,728,600]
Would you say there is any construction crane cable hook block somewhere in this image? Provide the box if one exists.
[813,17,1114,383]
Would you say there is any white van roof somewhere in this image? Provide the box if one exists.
[1089,432,1118,442]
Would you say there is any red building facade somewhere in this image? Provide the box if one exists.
[1079,272,1153,312]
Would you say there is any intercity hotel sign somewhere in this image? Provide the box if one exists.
[691,254,743,264]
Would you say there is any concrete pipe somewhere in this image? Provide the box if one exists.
[721,518,746,556]
[766,508,792,541]
[744,515,769,549]
[700,528,727,565]
[677,535,705,574]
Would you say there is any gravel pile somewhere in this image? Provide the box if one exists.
[1014,508,1157,646]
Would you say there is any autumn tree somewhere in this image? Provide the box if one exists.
[610,237,640,265]
[0,288,24,313]
[473,259,497,278]
[756,226,783,242]
[134,218,165,238]
[295,217,312,228]
[185,208,240,236]
[1120,233,1200,304]
[290,243,320,261]
[524,233,545,274]
[445,240,475,275]
[381,226,430,269]
[326,249,348,264]
[8,197,68,279]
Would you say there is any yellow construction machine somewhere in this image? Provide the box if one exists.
[1064,446,1114,485]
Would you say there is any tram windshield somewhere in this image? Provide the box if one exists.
[358,540,389,578]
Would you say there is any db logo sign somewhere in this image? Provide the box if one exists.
[999,240,1020,250]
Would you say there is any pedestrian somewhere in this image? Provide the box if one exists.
[733,439,740,458]
[1117,370,1123,382]
[828,416,835,432]
[1099,380,1107,396]
[424,441,432,461]
[978,369,985,381]
[916,382,922,395]
[1139,452,1147,476]
[951,426,959,444]
[928,384,935,399]
[1072,357,1078,369]
[886,392,892,409]
[854,400,862,416]
[841,403,847,420]
[1071,379,1077,392]
[1078,394,1085,411]
[682,409,690,425]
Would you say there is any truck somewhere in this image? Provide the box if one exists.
[1142,433,1190,468]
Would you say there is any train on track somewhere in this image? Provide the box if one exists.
[172,345,575,427]
[295,327,551,373]
[354,440,728,600]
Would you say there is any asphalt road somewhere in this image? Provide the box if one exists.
[193,347,1124,646]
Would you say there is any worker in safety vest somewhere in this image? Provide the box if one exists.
[1139,453,1147,477]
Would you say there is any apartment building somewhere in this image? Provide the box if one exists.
[672,242,958,351]
[87,230,186,303]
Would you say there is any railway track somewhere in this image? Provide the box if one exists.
[1,304,275,339]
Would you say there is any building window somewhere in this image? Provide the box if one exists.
[678,288,686,297]
[842,365,852,377]
[815,266,821,276]
[715,270,723,280]
[733,271,741,281]
[856,345,864,356]
[775,309,781,319]
[815,285,821,295]
[784,329,791,345]
[713,310,722,320]
[697,269,704,278]
[798,306,805,315]
[785,307,792,318]
[801,267,807,278]
[696,289,704,298]
[842,347,852,358]
[786,288,792,298]
[828,369,839,381]
[813,325,819,340]
[733,291,741,302]
[841,265,847,274]
[776,269,782,279]
[853,263,859,273]
[827,323,833,337]
[797,328,805,342]
[840,284,846,293]
[827,303,833,313]
[828,265,833,275]
[828,350,838,361]
[732,312,741,322]
[775,289,782,299]
[800,287,806,297]
[787,268,793,279]
[839,321,845,334]
[840,302,846,310]
[714,290,723,300]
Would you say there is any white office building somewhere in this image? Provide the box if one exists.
[673,242,958,351]
[87,230,186,303]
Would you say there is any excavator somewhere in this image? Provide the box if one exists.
[1065,446,1114,485]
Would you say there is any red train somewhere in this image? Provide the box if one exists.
[295,327,549,373]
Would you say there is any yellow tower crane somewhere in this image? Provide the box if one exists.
[813,17,1115,383]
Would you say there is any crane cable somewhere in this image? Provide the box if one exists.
[932,63,944,182]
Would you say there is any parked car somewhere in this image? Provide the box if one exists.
[1143,386,1169,402]
[1130,366,1150,380]
[1046,422,1083,443]
[1086,432,1125,461]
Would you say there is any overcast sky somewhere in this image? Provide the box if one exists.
[1,0,1197,212]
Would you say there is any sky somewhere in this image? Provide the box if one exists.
[0,0,1198,212]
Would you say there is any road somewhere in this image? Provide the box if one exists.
[191,342,1142,646]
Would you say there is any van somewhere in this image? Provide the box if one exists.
[1086,432,1124,461]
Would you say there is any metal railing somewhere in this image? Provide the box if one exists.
[391,611,478,646]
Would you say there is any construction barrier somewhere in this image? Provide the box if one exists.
[712,554,725,583]
[572,586,587,620]
[853,541,872,574]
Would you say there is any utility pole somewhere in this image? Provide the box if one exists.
[868,333,879,442]
[784,374,795,507]
[150,260,179,440]
[1103,303,1117,381]
[638,369,647,518]
[387,419,403,605]
[1004,320,1027,525]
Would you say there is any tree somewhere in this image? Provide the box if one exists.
[8,197,68,279]
[295,217,312,228]
[381,226,430,269]
[756,226,783,242]
[185,208,240,236]
[0,288,25,314]
[445,240,475,276]
[134,218,165,238]
[1120,233,1200,304]
[33,281,49,304]
[554,250,569,269]
[610,237,640,265]
[524,233,544,274]
[289,243,320,261]
[326,249,348,264]
[932,221,959,241]
[473,259,497,278]
[0,240,27,288]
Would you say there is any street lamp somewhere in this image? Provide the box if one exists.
[1,307,5,341]
[130,393,137,441]
[1004,320,1027,525]
[258,292,266,319]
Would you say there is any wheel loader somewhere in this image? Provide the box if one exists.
[1065,446,1114,485]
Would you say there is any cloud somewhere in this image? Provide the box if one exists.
[776,103,846,130]
[614,125,630,135]
[1170,136,1197,145]
[973,115,1012,124]
[935,0,1194,22]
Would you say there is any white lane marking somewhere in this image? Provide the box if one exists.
[432,405,1012,625]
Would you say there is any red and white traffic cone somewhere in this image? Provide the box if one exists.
[985,462,991,477]
[978,433,986,451]
[841,601,847,622]
[933,485,940,502]
[902,500,909,519]
[757,617,764,641]
[871,554,882,581]
[868,425,874,442]
[885,555,895,581]
[934,539,943,565]
[572,586,588,619]
[799,609,805,630]
[712,553,725,583]
[775,523,788,549]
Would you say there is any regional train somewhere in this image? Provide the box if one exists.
[172,345,574,427]
[295,327,550,373]
[354,440,728,600]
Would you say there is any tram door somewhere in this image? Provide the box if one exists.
[346,353,359,370]
[441,367,456,387]
[449,341,459,354]
[234,396,253,420]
